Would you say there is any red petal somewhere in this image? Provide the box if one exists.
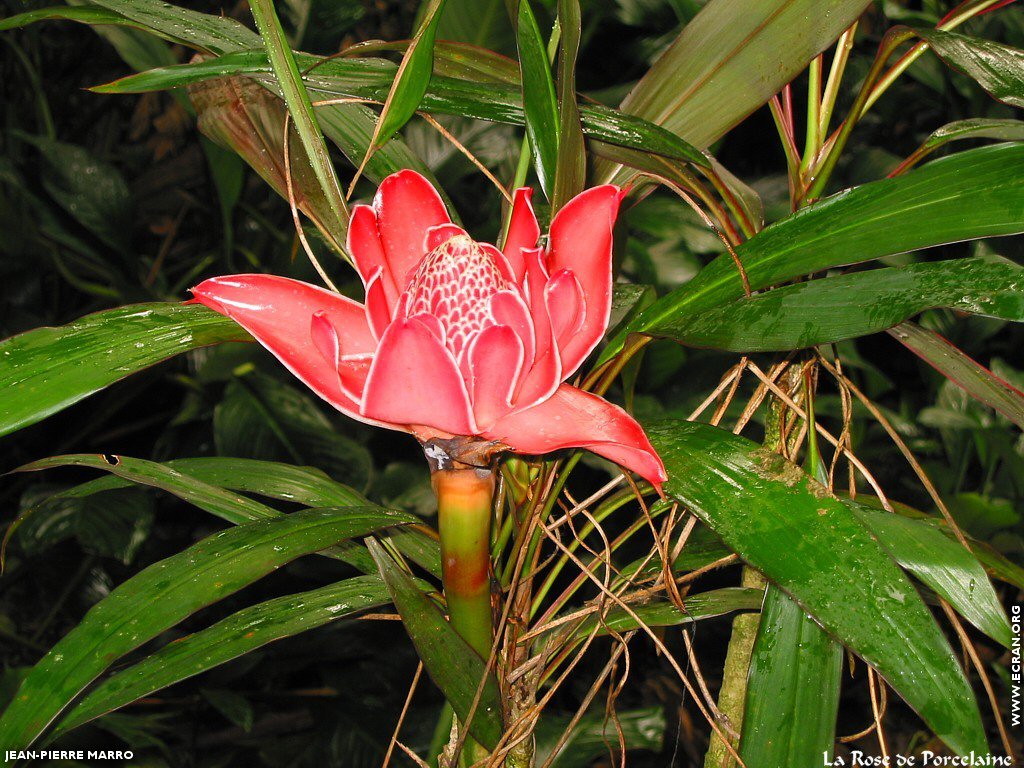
[468,325,524,429]
[310,311,371,403]
[361,316,477,435]
[347,205,395,298]
[374,170,451,292]
[364,268,392,341]
[502,187,540,283]
[545,269,586,356]
[425,223,468,251]
[513,248,561,408]
[547,185,623,376]
[490,290,535,372]
[191,275,376,422]
[483,384,667,488]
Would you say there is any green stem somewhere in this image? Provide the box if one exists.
[434,467,496,661]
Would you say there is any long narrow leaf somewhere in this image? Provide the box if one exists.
[601,143,1024,362]
[52,575,392,736]
[551,0,585,212]
[516,0,560,198]
[366,538,504,751]
[891,322,1024,431]
[0,507,414,752]
[739,585,842,768]
[639,257,1024,352]
[913,27,1024,108]
[92,51,707,166]
[0,303,249,438]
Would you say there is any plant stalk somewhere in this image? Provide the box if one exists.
[434,467,496,661]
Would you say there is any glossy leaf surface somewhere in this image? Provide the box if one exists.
[54,576,391,735]
[914,27,1024,108]
[646,419,986,755]
[0,507,414,752]
[740,584,842,768]
[0,303,249,438]
[367,538,503,750]
[516,0,559,197]
[602,143,1024,361]
[642,257,1024,352]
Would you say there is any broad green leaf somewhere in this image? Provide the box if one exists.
[646,419,986,755]
[640,257,1024,352]
[891,322,1024,431]
[852,505,1012,649]
[366,538,504,751]
[913,27,1024,108]
[53,576,391,736]
[93,51,707,166]
[248,0,349,249]
[552,0,585,212]
[516,0,559,198]
[365,0,447,152]
[601,143,1024,362]
[569,587,763,639]
[740,585,842,768]
[0,507,414,752]
[596,0,871,181]
[0,303,249,438]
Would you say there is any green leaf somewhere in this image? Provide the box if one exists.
[53,575,390,736]
[601,143,1024,362]
[248,0,349,250]
[551,0,585,212]
[596,0,871,181]
[569,587,763,639]
[93,51,707,166]
[852,505,1012,649]
[90,0,260,54]
[913,27,1024,108]
[12,453,422,575]
[365,0,447,152]
[0,5,128,32]
[201,689,254,732]
[0,303,250,438]
[15,135,132,254]
[366,538,504,751]
[908,118,1024,167]
[516,0,560,198]
[646,419,986,756]
[640,257,1024,352]
[740,585,842,768]
[891,322,1024,431]
[0,507,414,752]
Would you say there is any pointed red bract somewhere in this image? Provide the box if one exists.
[191,171,665,485]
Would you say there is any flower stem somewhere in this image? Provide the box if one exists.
[433,467,496,660]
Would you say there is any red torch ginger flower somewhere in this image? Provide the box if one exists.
[191,171,666,487]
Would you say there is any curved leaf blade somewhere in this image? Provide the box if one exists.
[891,322,1024,431]
[53,575,391,735]
[853,505,1012,649]
[602,143,1024,362]
[516,0,559,198]
[740,585,842,768]
[914,27,1024,108]
[642,257,1024,352]
[0,507,414,752]
[366,538,504,751]
[646,419,986,755]
[0,303,250,438]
